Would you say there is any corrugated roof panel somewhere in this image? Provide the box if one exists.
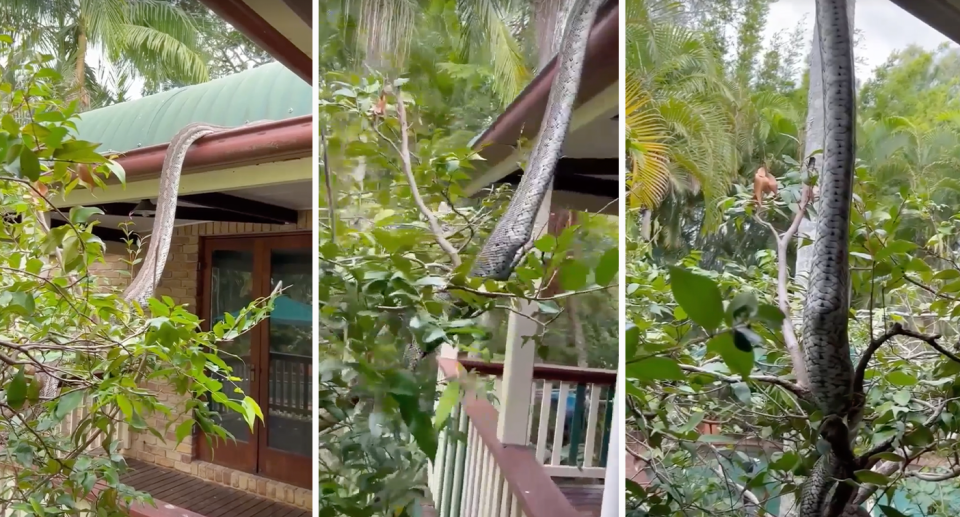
[75,62,311,153]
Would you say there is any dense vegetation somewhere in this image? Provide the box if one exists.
[627,0,960,515]
[318,1,617,514]
[0,43,272,515]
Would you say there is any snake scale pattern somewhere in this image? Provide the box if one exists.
[799,0,858,515]
[403,0,603,366]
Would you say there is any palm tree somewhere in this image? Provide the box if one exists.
[2,0,208,109]
[327,0,532,108]
[625,0,739,231]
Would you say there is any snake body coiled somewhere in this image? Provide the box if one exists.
[799,1,857,515]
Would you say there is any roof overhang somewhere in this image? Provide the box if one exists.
[467,0,619,215]
[888,0,960,44]
[198,0,312,82]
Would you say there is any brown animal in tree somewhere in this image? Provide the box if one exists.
[753,165,778,207]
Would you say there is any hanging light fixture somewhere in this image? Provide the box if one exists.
[129,199,157,217]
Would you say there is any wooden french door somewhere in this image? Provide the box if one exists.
[197,233,312,489]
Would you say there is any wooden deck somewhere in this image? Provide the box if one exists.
[119,459,309,517]
[557,483,604,517]
[421,483,603,517]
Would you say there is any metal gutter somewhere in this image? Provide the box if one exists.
[112,115,312,180]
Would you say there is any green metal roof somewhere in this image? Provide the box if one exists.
[75,62,311,153]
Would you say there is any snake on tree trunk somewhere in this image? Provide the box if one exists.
[798,0,859,515]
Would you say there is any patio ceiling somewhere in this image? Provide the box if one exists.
[51,181,311,243]
[888,0,960,44]
[467,0,619,216]
[198,0,312,82]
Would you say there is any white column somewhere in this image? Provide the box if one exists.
[497,188,552,445]
[600,393,620,517]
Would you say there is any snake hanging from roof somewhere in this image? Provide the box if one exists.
[30,121,272,421]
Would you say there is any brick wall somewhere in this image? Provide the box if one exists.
[107,211,312,509]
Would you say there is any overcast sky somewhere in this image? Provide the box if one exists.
[764,0,954,79]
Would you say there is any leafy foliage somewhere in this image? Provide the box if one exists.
[317,66,618,513]
[0,41,270,514]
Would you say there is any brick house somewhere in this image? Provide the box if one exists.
[53,59,313,516]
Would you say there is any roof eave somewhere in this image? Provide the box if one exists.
[471,0,619,154]
[198,0,312,82]
[888,0,960,45]
[111,115,312,181]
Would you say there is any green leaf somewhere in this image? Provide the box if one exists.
[669,267,724,331]
[106,161,125,184]
[241,396,263,430]
[55,390,85,419]
[594,248,618,286]
[625,322,639,360]
[3,291,35,317]
[727,291,758,322]
[892,390,910,406]
[434,381,460,429]
[627,357,685,382]
[878,506,910,517]
[904,425,934,447]
[68,206,103,225]
[707,333,755,378]
[756,304,785,326]
[885,371,917,386]
[53,140,103,163]
[116,394,133,419]
[558,260,590,291]
[875,240,917,261]
[18,146,40,181]
[175,419,195,444]
[7,368,27,410]
[854,470,891,485]
[731,382,752,404]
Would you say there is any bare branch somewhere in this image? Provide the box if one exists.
[320,125,336,241]
[754,185,812,388]
[393,89,461,267]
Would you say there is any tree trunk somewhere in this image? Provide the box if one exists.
[75,18,89,110]
[566,297,589,367]
[532,0,571,71]
[796,1,855,288]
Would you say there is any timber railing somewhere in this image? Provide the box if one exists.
[458,358,616,480]
[268,352,311,418]
[57,395,131,454]
[430,358,583,517]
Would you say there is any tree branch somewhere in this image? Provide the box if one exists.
[678,364,810,401]
[754,185,812,389]
[855,323,960,397]
[394,89,461,267]
[320,125,336,241]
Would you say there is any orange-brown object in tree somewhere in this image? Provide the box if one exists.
[73,164,96,189]
[372,93,387,118]
[753,166,778,207]
[32,181,48,197]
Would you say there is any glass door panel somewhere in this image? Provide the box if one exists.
[258,244,312,487]
[198,242,259,472]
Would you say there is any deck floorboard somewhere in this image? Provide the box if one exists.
[119,459,309,517]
